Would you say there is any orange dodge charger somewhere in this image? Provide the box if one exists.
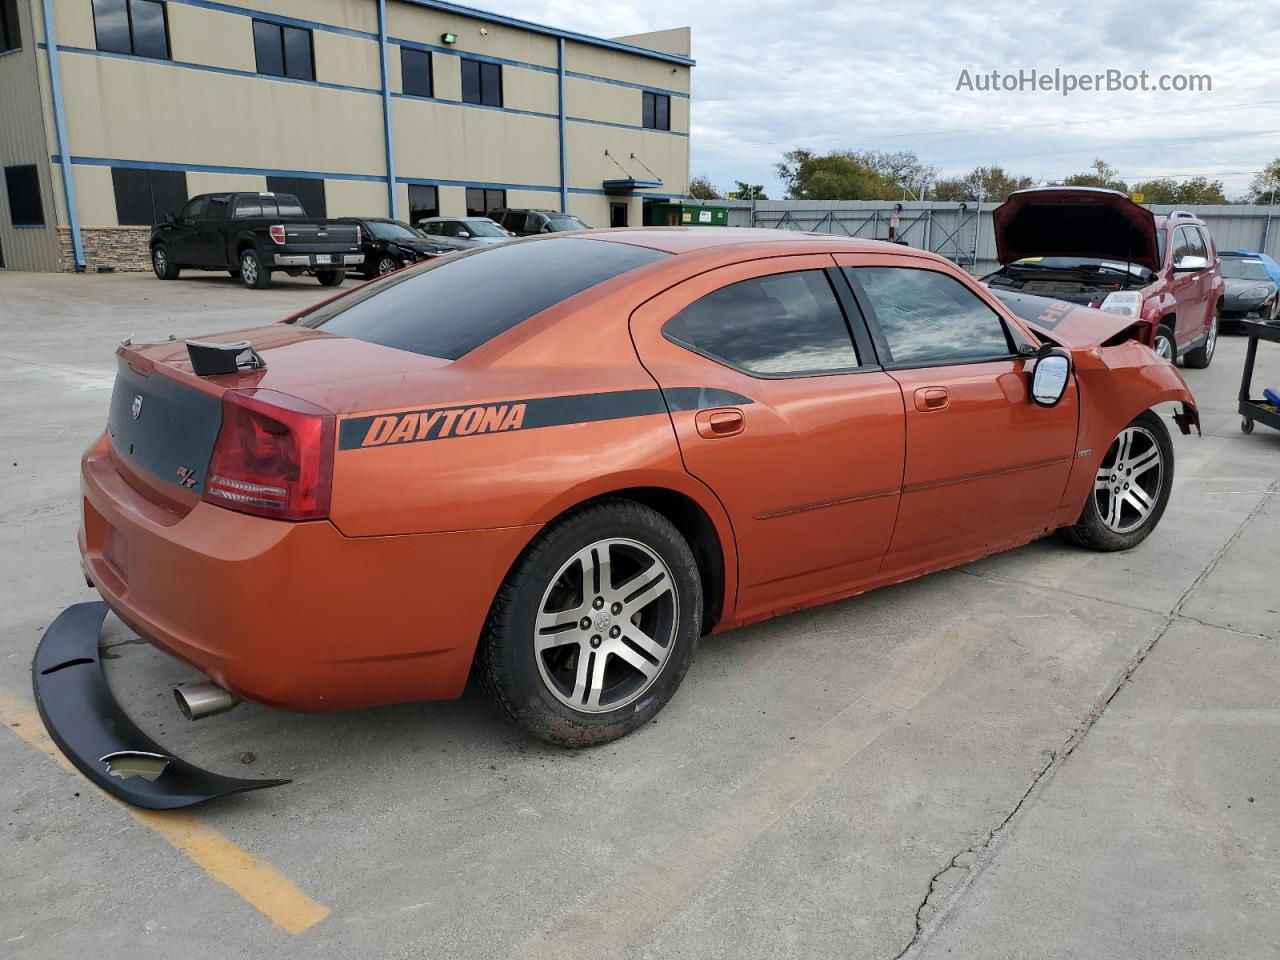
[42,229,1201,805]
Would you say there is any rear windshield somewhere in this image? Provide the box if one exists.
[234,194,305,218]
[295,236,667,359]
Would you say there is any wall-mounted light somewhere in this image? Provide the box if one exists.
[441,32,457,44]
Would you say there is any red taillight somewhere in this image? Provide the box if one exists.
[269,224,286,245]
[203,390,335,521]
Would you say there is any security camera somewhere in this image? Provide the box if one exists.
[479,27,488,36]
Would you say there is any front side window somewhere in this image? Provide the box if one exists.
[851,267,1013,366]
[401,48,432,97]
[408,184,438,224]
[1171,225,1206,265]
[204,196,228,220]
[466,219,508,237]
[4,165,44,227]
[179,196,206,221]
[642,91,670,131]
[111,167,187,225]
[296,237,668,360]
[254,20,313,81]
[664,270,859,376]
[1,0,22,54]
[461,58,502,107]
[466,188,505,217]
[93,0,170,60]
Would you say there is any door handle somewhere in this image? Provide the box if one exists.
[913,387,950,412]
[694,408,745,438]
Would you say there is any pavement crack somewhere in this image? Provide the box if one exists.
[892,479,1278,960]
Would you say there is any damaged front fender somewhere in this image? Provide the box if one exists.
[32,603,288,809]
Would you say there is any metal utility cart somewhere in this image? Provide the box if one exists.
[1237,320,1280,435]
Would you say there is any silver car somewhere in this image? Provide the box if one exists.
[417,216,515,248]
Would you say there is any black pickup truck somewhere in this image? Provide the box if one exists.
[149,192,364,289]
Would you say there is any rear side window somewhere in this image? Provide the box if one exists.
[664,270,859,376]
[298,237,667,360]
[850,267,1012,366]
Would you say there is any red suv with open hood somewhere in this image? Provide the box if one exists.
[985,188,1223,368]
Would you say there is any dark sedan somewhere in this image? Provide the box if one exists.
[1220,252,1280,327]
[337,218,464,279]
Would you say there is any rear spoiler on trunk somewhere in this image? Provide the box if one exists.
[186,339,266,377]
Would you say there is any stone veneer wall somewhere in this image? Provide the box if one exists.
[56,227,152,272]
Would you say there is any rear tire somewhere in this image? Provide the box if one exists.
[151,244,179,280]
[477,499,703,747]
[316,269,344,287]
[239,249,271,289]
[1152,324,1176,363]
[1183,308,1218,369]
[1060,410,1173,552]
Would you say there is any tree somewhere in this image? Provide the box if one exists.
[687,174,721,200]
[930,166,1037,202]
[1247,158,1280,204]
[727,181,767,200]
[775,148,933,200]
[1131,176,1227,205]
[1060,158,1128,193]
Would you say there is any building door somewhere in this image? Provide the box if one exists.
[610,203,628,228]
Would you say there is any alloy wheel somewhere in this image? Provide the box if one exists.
[1094,426,1163,533]
[241,253,258,285]
[1153,333,1174,361]
[152,248,167,276]
[1205,313,1218,360]
[378,257,398,275]
[533,537,678,713]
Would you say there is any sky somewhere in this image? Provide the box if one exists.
[478,0,1280,200]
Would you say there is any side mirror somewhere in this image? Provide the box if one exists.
[164,213,178,225]
[1173,255,1208,272]
[1030,348,1072,407]
[458,230,471,238]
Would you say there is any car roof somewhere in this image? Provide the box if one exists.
[574,226,927,257]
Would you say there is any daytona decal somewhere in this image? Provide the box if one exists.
[338,387,756,451]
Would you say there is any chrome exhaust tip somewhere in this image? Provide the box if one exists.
[174,681,240,721]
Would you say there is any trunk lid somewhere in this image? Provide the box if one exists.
[992,187,1161,273]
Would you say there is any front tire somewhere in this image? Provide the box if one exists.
[477,499,703,747]
[151,244,179,280]
[1060,410,1173,552]
[1152,324,1176,363]
[239,249,271,289]
[1183,308,1218,369]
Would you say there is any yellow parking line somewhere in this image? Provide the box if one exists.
[0,689,329,935]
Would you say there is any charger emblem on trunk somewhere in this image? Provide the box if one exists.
[131,395,143,420]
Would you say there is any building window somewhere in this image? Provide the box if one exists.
[642,91,670,131]
[408,185,438,225]
[1,0,22,54]
[465,188,505,217]
[111,167,187,226]
[92,0,171,60]
[461,58,502,107]
[5,165,44,227]
[266,176,326,217]
[401,48,432,98]
[253,20,314,81]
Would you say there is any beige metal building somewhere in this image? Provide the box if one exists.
[0,0,692,272]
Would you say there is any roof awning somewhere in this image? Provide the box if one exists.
[603,177,664,193]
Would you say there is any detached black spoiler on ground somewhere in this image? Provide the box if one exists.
[32,602,288,809]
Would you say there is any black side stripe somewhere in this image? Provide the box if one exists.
[338,387,756,451]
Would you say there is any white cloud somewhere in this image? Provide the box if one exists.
[480,0,1280,198]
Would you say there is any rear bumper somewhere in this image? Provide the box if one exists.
[79,435,538,711]
[32,602,288,809]
[273,253,364,268]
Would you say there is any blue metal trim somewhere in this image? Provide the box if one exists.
[0,47,23,59]
[52,44,381,95]
[167,0,377,39]
[377,0,397,218]
[391,36,557,74]
[396,174,558,193]
[564,70,689,99]
[558,38,568,214]
[40,1,84,268]
[568,115,688,137]
[390,92,556,120]
[397,0,694,66]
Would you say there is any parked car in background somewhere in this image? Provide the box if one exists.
[337,217,463,279]
[984,189,1223,368]
[1218,250,1280,327]
[150,192,364,290]
[418,216,514,247]
[62,229,1201,792]
[491,208,591,236]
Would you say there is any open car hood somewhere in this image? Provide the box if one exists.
[992,187,1161,273]
[991,289,1150,350]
